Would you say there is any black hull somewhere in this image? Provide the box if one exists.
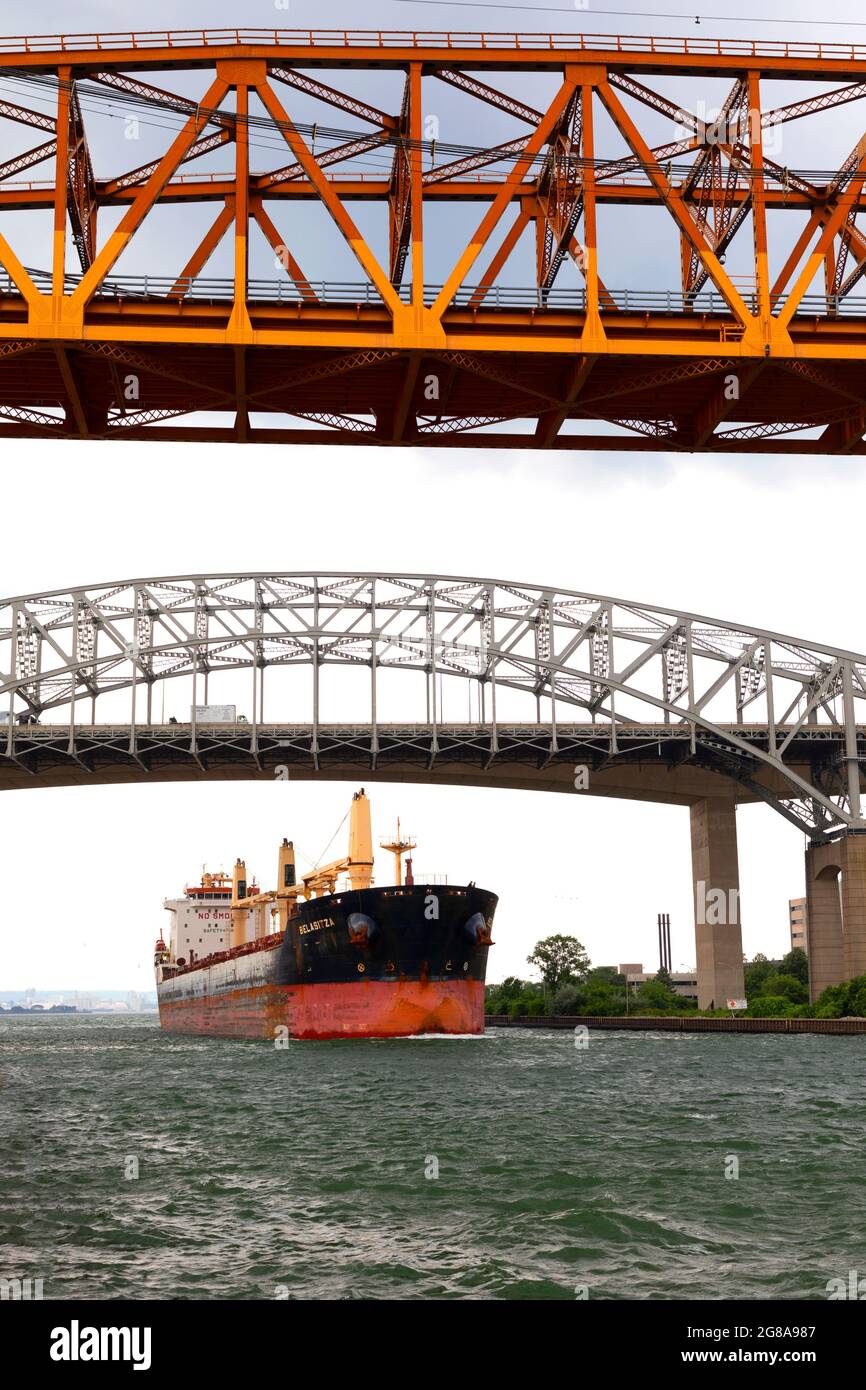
[274,883,498,986]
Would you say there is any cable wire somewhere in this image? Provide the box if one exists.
[0,70,852,186]
[386,0,866,29]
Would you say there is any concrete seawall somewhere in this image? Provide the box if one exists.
[485,1014,866,1035]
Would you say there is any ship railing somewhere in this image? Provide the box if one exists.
[169,929,286,977]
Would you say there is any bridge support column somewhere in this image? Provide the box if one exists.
[841,834,866,982]
[805,845,843,1002]
[690,797,745,1010]
[806,833,866,1001]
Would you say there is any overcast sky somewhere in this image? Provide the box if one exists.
[2,0,865,993]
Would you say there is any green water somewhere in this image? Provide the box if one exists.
[2,1014,865,1300]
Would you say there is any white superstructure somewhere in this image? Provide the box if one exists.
[163,871,233,965]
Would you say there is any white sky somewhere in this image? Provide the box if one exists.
[2,0,865,990]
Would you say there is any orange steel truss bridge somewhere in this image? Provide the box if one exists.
[2,572,866,844]
[1,29,866,450]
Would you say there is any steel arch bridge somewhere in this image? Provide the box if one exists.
[1,28,866,449]
[1,571,865,842]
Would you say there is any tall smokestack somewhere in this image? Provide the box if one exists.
[231,858,248,948]
[276,838,296,932]
[279,838,296,888]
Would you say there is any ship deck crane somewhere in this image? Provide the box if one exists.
[229,789,377,946]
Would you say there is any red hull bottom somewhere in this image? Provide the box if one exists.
[158,979,485,1040]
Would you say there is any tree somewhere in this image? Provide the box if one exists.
[762,972,808,1004]
[485,977,540,1014]
[493,976,526,1002]
[527,935,590,993]
[780,948,808,986]
[589,965,620,984]
[581,980,626,1016]
[551,982,583,1014]
[744,953,780,997]
[634,977,688,1013]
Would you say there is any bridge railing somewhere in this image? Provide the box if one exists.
[0,30,865,61]
[9,268,866,319]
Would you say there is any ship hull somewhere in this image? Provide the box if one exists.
[158,978,485,1040]
[157,883,496,1041]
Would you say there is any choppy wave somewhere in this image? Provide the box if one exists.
[1,1014,864,1300]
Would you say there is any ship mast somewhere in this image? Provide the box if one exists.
[380,818,416,887]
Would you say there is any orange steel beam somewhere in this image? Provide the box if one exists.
[534,353,597,446]
[69,73,231,314]
[0,97,55,132]
[254,76,402,314]
[386,351,421,441]
[778,137,866,328]
[409,63,424,310]
[169,199,236,297]
[251,200,317,303]
[5,180,866,212]
[748,72,770,323]
[0,141,57,183]
[389,74,412,287]
[52,67,71,299]
[231,76,251,336]
[269,65,397,129]
[54,345,88,435]
[434,69,543,126]
[580,82,601,335]
[254,131,391,192]
[1,30,866,453]
[103,129,232,197]
[597,79,756,335]
[466,203,531,308]
[66,84,97,271]
[431,78,575,318]
[1,31,866,77]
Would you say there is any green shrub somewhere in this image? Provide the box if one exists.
[814,975,866,1018]
[746,994,794,1018]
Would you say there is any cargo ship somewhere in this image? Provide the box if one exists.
[154,790,497,1040]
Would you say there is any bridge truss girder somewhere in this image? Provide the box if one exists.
[1,572,865,839]
[0,30,866,448]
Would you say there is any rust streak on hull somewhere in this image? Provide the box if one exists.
[158,978,485,1040]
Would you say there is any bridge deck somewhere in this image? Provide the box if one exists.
[1,721,860,801]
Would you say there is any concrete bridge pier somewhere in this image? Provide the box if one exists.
[690,797,746,1010]
[805,834,866,1002]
